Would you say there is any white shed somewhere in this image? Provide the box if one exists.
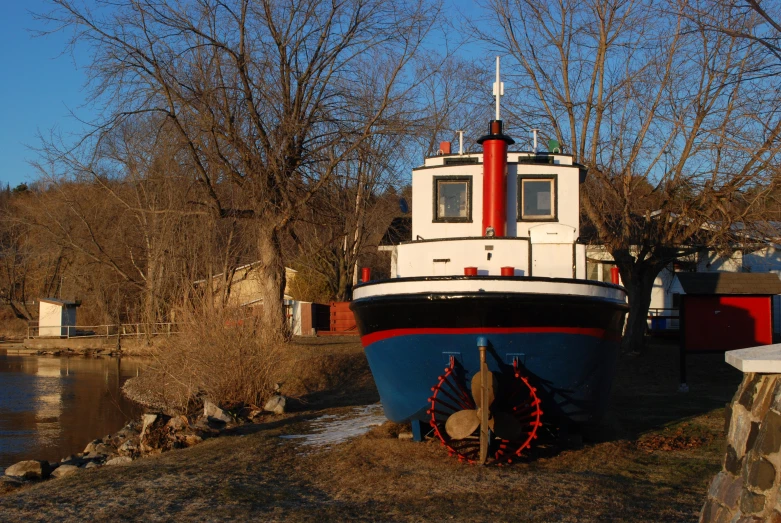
[38,298,80,337]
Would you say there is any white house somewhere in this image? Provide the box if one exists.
[586,244,781,333]
[38,298,80,337]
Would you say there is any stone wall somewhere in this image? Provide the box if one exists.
[701,373,781,522]
[23,337,114,351]
[22,336,161,355]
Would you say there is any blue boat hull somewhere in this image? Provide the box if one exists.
[350,286,627,426]
[364,331,619,424]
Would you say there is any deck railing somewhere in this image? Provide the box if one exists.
[27,322,179,339]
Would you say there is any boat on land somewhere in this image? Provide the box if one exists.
[350,58,628,464]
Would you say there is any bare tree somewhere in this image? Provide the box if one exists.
[0,194,66,320]
[40,0,442,339]
[688,0,781,69]
[476,0,781,351]
[290,133,406,301]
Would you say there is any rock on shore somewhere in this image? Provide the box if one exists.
[51,465,79,479]
[204,400,232,423]
[2,397,281,491]
[4,461,52,480]
[264,395,286,415]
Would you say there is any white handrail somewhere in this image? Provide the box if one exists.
[26,322,180,339]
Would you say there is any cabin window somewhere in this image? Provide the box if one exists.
[518,175,557,221]
[433,176,472,222]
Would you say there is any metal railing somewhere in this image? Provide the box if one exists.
[27,322,179,339]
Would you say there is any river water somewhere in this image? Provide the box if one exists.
[0,351,144,471]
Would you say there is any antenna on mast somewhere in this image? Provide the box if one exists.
[457,130,465,155]
[493,56,504,120]
[531,129,539,152]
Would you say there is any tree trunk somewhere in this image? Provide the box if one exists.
[335,264,351,302]
[333,244,352,302]
[257,225,289,341]
[8,300,31,321]
[618,261,662,353]
[143,254,161,328]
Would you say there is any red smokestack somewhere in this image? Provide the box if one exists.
[477,120,515,237]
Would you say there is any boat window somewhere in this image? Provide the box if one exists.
[433,176,472,222]
[518,176,557,221]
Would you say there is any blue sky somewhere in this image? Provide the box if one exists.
[0,1,489,189]
[0,1,97,188]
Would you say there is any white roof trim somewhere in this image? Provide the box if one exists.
[39,298,80,307]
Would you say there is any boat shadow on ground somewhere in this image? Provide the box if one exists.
[594,338,741,442]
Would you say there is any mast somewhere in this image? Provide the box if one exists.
[477,57,515,237]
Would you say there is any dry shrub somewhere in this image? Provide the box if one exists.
[124,305,282,415]
[276,352,372,398]
[0,306,28,338]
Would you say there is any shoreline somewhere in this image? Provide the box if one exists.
[1,395,276,490]
[1,338,160,357]
[0,347,152,359]
[0,352,147,472]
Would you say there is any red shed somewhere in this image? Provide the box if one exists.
[678,273,781,352]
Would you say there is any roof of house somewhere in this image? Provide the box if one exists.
[677,272,781,295]
[193,264,298,285]
[39,298,80,307]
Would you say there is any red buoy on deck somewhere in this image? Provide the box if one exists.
[610,267,620,284]
[464,267,478,276]
[501,266,515,277]
[362,267,371,282]
[478,120,514,238]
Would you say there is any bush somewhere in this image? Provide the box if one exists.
[124,305,282,415]
[0,306,29,339]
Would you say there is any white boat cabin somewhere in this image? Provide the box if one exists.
[390,149,589,279]
[385,58,590,282]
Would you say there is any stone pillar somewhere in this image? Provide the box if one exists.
[700,371,781,522]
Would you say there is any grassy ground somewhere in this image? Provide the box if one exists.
[0,336,741,522]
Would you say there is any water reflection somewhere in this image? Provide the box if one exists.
[0,354,143,470]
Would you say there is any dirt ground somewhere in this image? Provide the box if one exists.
[0,336,742,522]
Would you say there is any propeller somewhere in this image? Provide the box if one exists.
[444,344,524,463]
